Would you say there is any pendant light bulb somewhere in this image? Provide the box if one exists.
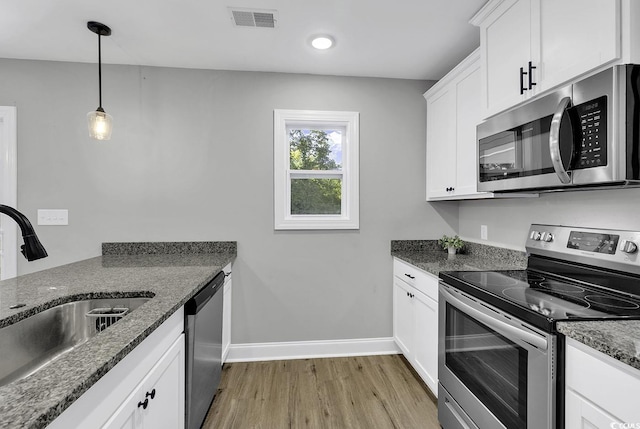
[88,108,113,140]
[86,21,112,141]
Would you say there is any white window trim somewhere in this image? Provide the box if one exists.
[274,109,359,230]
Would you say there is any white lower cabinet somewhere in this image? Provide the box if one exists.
[104,334,185,429]
[565,338,640,428]
[565,390,620,429]
[47,309,185,429]
[222,262,232,363]
[393,258,439,396]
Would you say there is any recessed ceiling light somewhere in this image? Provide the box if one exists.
[311,35,334,50]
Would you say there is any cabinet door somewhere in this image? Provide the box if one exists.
[537,0,620,92]
[565,390,622,429]
[426,86,457,199]
[141,335,185,429]
[454,62,483,197]
[103,334,185,429]
[481,0,533,116]
[393,278,414,357]
[412,290,438,397]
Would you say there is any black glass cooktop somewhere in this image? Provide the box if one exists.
[440,269,640,332]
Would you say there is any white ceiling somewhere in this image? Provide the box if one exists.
[0,0,486,80]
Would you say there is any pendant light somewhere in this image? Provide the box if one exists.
[87,21,112,141]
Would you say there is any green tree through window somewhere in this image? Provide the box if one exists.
[289,129,342,214]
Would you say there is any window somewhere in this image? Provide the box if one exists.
[274,109,359,230]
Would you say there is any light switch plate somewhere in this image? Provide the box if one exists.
[38,209,68,225]
[481,225,488,240]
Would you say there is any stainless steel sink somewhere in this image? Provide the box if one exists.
[0,297,150,387]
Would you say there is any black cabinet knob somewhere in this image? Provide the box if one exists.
[138,398,149,409]
[146,389,156,400]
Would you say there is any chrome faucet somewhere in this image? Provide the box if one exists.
[0,205,47,261]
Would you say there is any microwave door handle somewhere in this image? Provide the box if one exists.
[441,287,548,351]
[549,96,572,184]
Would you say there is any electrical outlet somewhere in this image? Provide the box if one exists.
[481,225,488,240]
[38,209,69,225]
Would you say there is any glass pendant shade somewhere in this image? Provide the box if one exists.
[87,108,113,140]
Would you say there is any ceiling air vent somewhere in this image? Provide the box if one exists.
[229,8,278,28]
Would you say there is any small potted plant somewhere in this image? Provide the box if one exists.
[439,235,464,255]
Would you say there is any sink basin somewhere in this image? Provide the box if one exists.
[0,296,151,387]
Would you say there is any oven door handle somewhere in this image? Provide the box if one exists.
[441,287,548,351]
[549,96,573,184]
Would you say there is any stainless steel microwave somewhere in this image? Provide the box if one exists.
[477,64,640,192]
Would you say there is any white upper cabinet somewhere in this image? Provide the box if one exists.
[472,0,629,118]
[537,0,620,92]
[425,49,489,201]
[425,79,457,199]
[475,0,534,116]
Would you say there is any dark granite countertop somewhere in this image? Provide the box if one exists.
[557,320,640,371]
[391,240,528,276]
[0,242,236,429]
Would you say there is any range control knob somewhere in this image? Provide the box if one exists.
[620,240,638,254]
[541,232,554,242]
[530,231,541,241]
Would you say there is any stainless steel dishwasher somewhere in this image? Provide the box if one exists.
[185,271,225,429]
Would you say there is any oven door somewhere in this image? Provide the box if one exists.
[438,283,555,429]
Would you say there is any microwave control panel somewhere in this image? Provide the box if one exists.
[574,96,607,169]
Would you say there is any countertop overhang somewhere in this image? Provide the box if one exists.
[0,245,236,429]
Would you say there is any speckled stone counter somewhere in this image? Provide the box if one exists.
[0,242,236,429]
[391,240,528,276]
[557,320,640,371]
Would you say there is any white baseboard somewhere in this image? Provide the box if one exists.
[225,337,401,363]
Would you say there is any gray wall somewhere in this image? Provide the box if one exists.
[0,58,457,343]
[457,188,640,250]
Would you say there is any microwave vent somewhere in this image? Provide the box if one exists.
[229,8,278,28]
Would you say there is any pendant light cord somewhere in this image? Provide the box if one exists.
[97,32,102,109]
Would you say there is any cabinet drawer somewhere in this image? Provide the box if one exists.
[566,339,640,423]
[393,258,439,301]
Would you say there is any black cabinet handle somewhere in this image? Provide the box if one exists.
[404,273,415,279]
[146,389,156,400]
[445,187,455,192]
[138,398,149,409]
[528,61,536,90]
[520,67,527,94]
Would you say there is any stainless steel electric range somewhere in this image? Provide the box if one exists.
[438,224,640,429]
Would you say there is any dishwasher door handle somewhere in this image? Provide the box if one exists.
[185,271,225,314]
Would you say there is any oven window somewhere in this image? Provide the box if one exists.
[445,303,528,429]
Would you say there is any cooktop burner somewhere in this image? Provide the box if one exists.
[536,280,585,293]
[461,272,519,287]
[584,294,640,310]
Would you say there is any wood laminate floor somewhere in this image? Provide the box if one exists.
[202,354,439,429]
